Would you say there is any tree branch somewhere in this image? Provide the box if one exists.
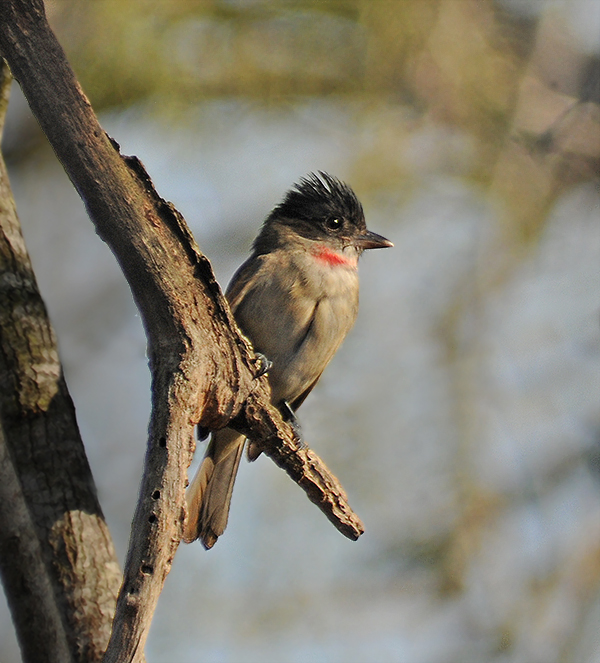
[0,1,364,660]
[0,61,121,663]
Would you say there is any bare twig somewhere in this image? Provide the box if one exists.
[232,399,365,541]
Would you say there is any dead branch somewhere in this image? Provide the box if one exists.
[0,1,364,660]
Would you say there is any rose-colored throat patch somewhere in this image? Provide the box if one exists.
[312,245,356,267]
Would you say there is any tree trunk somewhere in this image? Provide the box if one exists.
[0,61,121,663]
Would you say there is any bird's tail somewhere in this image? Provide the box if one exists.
[183,428,245,549]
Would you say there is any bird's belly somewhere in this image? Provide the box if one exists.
[266,282,358,404]
[233,256,359,406]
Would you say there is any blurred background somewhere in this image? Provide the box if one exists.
[1,0,599,661]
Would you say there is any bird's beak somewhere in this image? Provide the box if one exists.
[355,230,394,250]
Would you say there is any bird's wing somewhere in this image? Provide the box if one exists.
[227,252,315,350]
[226,254,267,314]
[290,373,323,411]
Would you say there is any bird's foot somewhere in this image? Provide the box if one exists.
[254,353,273,379]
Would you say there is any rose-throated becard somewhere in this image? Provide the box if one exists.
[184,172,392,549]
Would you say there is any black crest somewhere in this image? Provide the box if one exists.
[252,172,367,254]
[270,171,364,228]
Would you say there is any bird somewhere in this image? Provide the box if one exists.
[184,171,392,549]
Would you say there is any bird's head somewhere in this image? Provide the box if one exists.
[253,172,392,261]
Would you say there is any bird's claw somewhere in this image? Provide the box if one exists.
[254,353,273,379]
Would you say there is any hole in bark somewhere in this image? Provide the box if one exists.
[141,565,153,575]
[148,514,157,524]
[152,490,160,500]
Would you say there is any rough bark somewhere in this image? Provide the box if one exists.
[0,426,73,663]
[0,62,121,662]
[0,2,364,660]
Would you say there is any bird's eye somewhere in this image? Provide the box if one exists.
[326,217,342,231]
